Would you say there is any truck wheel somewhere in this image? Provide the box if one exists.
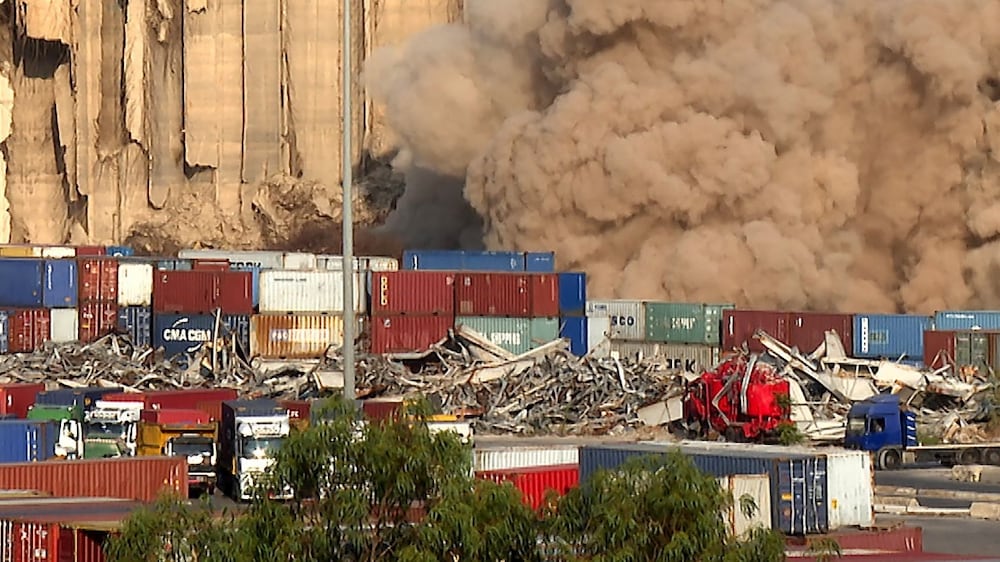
[985,449,1000,466]
[878,448,902,470]
[959,449,982,466]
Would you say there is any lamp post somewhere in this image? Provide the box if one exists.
[341,0,356,405]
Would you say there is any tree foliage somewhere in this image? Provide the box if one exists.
[106,397,787,562]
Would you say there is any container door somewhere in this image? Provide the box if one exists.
[955,332,972,368]
[777,458,828,535]
[0,519,11,562]
[971,333,990,376]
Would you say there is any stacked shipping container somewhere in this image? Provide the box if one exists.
[370,271,456,354]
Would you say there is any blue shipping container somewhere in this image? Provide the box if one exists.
[558,272,587,317]
[106,246,134,257]
[463,250,525,272]
[853,314,931,360]
[0,258,43,308]
[34,386,124,410]
[43,259,78,308]
[524,252,556,273]
[0,310,7,353]
[934,311,1000,331]
[0,420,58,462]
[560,317,588,356]
[152,313,251,360]
[117,306,153,347]
[579,443,828,536]
[402,250,464,271]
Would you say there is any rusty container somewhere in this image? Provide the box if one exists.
[455,273,530,317]
[6,309,51,353]
[369,271,455,316]
[0,457,187,502]
[369,315,453,354]
[78,302,119,343]
[77,258,119,303]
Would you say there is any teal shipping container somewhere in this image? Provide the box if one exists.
[644,302,734,345]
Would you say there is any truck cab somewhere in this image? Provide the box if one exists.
[83,400,143,458]
[219,400,292,502]
[844,394,918,454]
[137,409,218,497]
[25,405,83,459]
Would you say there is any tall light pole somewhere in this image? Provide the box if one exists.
[341,0,356,405]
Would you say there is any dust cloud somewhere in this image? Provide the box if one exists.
[366,0,1000,313]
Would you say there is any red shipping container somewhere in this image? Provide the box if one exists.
[370,271,455,316]
[74,245,106,256]
[153,270,253,314]
[722,310,789,352]
[78,258,118,303]
[530,274,559,317]
[57,526,108,562]
[924,330,957,369]
[280,399,313,423]
[139,408,211,425]
[455,273,530,317]
[476,464,579,510]
[195,399,223,422]
[192,259,231,272]
[78,302,118,343]
[370,315,453,354]
[362,398,405,423]
[100,388,238,412]
[0,457,187,502]
[12,520,57,562]
[0,383,45,418]
[788,312,853,355]
[7,309,51,353]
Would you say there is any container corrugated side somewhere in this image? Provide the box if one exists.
[77,302,118,343]
[608,342,720,373]
[43,259,77,308]
[529,274,559,318]
[0,420,57,462]
[116,306,152,347]
[853,314,931,360]
[106,245,134,257]
[923,330,956,368]
[363,256,400,272]
[789,312,853,356]
[585,300,645,341]
[476,464,579,510]
[524,252,556,273]
[49,309,78,343]
[586,316,610,358]
[177,249,284,269]
[530,317,559,348]
[455,273,530,317]
[7,310,50,353]
[823,449,874,529]
[559,317,588,357]
[369,315,454,354]
[644,302,734,346]
[463,251,525,272]
[117,263,153,306]
[0,457,187,501]
[0,246,40,257]
[723,310,789,352]
[401,250,464,270]
[0,259,43,308]
[39,246,75,258]
[250,314,362,359]
[259,270,365,314]
[281,252,317,270]
[456,316,532,355]
[152,313,251,359]
[557,272,586,317]
[934,310,1000,330]
[0,383,44,418]
[153,270,253,315]
[77,258,118,303]
[370,271,455,316]
[474,446,580,472]
[719,474,771,538]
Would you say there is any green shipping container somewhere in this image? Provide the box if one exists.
[644,302,735,345]
[456,316,560,355]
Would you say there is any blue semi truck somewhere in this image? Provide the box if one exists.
[844,394,998,470]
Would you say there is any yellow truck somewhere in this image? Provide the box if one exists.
[136,409,218,497]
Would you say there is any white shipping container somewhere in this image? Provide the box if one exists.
[281,252,317,270]
[178,249,284,269]
[40,246,75,258]
[608,342,720,373]
[823,448,874,529]
[49,308,78,342]
[363,256,399,272]
[587,316,611,358]
[474,446,580,472]
[117,263,154,306]
[317,255,364,271]
[259,270,366,314]
[586,300,645,341]
[718,474,771,538]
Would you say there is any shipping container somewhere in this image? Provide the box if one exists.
[0,259,43,308]
[717,474,772,538]
[281,252,317,270]
[474,446,580,472]
[152,313,251,359]
[0,245,40,257]
[39,246,75,259]
[258,270,365,314]
[790,312,853,355]
[455,273,530,317]
[586,300,645,341]
[644,302,734,346]
[49,309,78,343]
[108,388,238,412]
[74,246,106,256]
[280,399,313,430]
[316,255,364,271]
[922,330,999,372]
[116,306,152,347]
[530,274,559,317]
[608,342,720,373]
[0,383,44,418]
[370,315,453,354]
[364,256,400,272]
[360,398,404,423]
[6,309,50,353]
[401,249,528,272]
[370,271,455,316]
[560,317,588,356]
[43,260,77,308]
[152,270,253,315]
[586,316,610,358]
[0,311,7,353]
[476,464,578,510]
[464,251,526,272]
[195,400,223,422]
[139,408,211,425]
[822,448,874,529]
[0,420,58,462]
[579,442,829,536]
[34,387,122,410]
[934,310,1000,331]
[155,259,193,271]
[0,457,187,501]
[230,263,261,308]
[0,519,112,562]
[116,263,153,307]
[106,246,134,257]
[77,302,118,343]
[402,249,463,270]
[456,316,532,355]
[557,272,586,317]
[77,258,118,303]
[853,314,931,361]
[524,252,556,273]
[192,259,231,272]
[530,317,559,347]
[177,249,284,270]
[722,310,853,354]
[250,314,360,359]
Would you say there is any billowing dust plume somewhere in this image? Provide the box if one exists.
[366,0,1000,313]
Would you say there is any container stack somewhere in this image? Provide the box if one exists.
[77,256,120,343]
[0,257,48,352]
[369,270,456,354]
[116,258,156,347]
[556,272,588,356]
[721,310,855,355]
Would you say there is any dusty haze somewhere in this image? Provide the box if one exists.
[367,0,1000,313]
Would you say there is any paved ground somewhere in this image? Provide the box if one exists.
[877,514,1000,556]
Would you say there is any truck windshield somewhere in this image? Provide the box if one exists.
[172,440,213,457]
[241,438,284,459]
[86,421,125,438]
[846,417,866,434]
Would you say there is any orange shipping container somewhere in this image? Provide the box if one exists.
[0,457,186,502]
[250,314,363,359]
